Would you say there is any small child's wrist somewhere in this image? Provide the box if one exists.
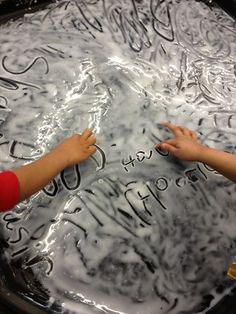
[51,147,70,169]
[196,145,210,163]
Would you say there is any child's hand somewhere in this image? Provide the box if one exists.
[55,128,97,167]
[156,122,205,161]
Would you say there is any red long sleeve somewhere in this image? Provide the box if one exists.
[0,171,20,212]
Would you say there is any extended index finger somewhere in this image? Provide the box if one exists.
[87,134,96,146]
[163,122,182,137]
[82,128,93,139]
[155,138,177,149]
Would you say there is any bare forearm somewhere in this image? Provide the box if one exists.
[13,149,67,201]
[199,147,236,182]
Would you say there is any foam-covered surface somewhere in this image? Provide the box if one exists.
[0,1,236,313]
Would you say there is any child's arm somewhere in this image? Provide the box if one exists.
[156,122,236,182]
[13,128,96,202]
